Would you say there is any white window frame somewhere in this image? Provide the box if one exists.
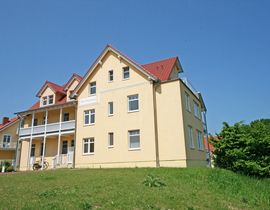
[83,138,94,155]
[188,126,194,149]
[42,95,54,106]
[197,130,204,151]
[128,94,139,112]
[123,66,130,80]
[48,95,53,104]
[2,134,11,148]
[108,70,114,82]
[194,101,201,119]
[84,109,95,125]
[108,132,114,148]
[42,96,47,106]
[108,102,114,116]
[185,92,191,112]
[128,130,140,150]
[89,81,96,95]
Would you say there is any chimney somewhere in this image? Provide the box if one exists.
[2,117,9,125]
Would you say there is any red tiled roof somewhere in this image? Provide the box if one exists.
[204,137,214,153]
[28,73,81,112]
[142,57,178,81]
[0,117,19,130]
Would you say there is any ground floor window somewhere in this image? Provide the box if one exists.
[197,130,204,150]
[31,144,36,157]
[108,132,114,147]
[128,130,140,149]
[71,140,75,147]
[40,143,44,156]
[62,140,68,154]
[83,138,94,154]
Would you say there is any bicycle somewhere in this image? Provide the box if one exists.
[32,159,49,171]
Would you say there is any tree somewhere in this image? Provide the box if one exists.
[211,119,270,178]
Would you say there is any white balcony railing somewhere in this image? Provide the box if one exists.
[19,120,75,137]
[0,142,17,149]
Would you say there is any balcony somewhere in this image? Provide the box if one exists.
[19,120,75,138]
[0,142,17,150]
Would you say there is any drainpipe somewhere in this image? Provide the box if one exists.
[72,104,77,169]
[152,80,160,167]
[203,111,211,167]
[14,115,22,171]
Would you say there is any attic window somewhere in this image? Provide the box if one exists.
[48,95,53,104]
[42,95,54,106]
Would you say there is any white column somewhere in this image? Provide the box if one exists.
[41,110,48,170]
[27,112,35,170]
[57,108,62,165]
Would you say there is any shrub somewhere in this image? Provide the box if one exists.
[211,119,270,178]
[143,175,166,187]
[6,165,14,172]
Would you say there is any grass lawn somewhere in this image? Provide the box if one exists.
[0,168,269,210]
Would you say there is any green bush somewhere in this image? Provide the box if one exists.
[211,119,270,178]
[6,166,14,172]
[143,174,166,187]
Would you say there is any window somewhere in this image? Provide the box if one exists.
[62,140,68,154]
[20,119,25,128]
[42,96,47,106]
[71,140,75,147]
[2,135,11,148]
[89,82,96,95]
[108,70,114,81]
[188,126,194,149]
[43,116,46,125]
[129,130,140,149]
[197,130,204,150]
[31,144,36,157]
[83,138,94,154]
[40,143,44,156]
[128,94,139,112]
[194,101,201,119]
[185,92,191,112]
[63,113,69,122]
[123,67,130,79]
[48,95,53,104]
[33,118,38,126]
[108,102,113,115]
[42,95,53,106]
[84,109,95,125]
[108,132,114,147]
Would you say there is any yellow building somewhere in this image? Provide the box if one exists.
[16,45,208,171]
[0,117,19,166]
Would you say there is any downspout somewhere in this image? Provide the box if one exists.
[203,111,211,167]
[73,104,77,169]
[152,80,160,167]
[14,115,22,171]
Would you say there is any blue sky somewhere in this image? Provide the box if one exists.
[0,0,269,133]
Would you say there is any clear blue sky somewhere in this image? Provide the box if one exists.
[0,0,269,134]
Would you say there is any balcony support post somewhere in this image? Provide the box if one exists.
[57,108,62,165]
[27,112,35,170]
[41,110,48,170]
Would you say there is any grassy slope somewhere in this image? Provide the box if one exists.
[0,168,269,210]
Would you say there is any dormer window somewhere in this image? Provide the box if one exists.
[42,95,54,106]
[42,97,47,106]
[48,95,53,104]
